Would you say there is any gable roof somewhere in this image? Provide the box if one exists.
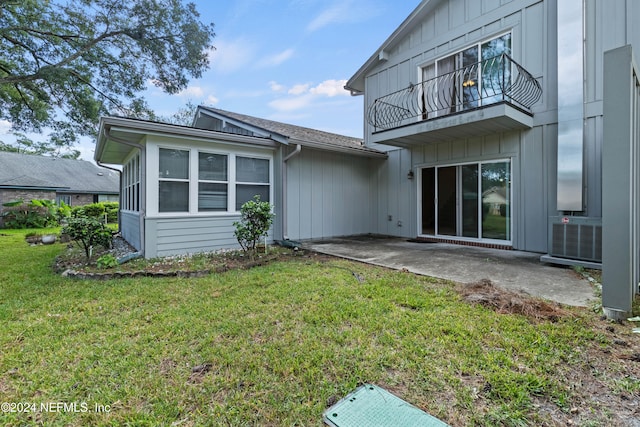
[195,106,385,157]
[345,0,442,94]
[0,151,119,194]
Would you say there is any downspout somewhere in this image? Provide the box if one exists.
[282,144,302,240]
[102,128,146,256]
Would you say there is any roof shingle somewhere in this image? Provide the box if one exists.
[0,151,119,193]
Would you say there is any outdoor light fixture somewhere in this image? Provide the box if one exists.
[462,80,476,87]
[407,170,414,180]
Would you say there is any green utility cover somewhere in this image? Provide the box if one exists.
[323,384,449,427]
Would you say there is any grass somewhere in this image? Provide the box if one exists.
[1,229,639,426]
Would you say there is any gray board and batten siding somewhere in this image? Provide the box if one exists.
[355,0,555,253]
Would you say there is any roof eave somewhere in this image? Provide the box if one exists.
[289,138,387,158]
[96,116,279,165]
[345,0,441,93]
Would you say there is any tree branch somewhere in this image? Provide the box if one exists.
[0,28,133,85]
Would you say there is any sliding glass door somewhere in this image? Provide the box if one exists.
[421,160,511,242]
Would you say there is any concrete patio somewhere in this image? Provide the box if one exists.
[302,235,597,307]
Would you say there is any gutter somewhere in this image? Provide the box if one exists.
[282,144,302,240]
[101,127,146,258]
[288,138,387,158]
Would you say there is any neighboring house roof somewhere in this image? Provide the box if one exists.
[195,106,386,157]
[345,0,442,94]
[0,151,119,194]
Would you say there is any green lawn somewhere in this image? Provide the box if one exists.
[0,229,638,426]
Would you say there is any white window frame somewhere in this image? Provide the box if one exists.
[418,31,513,116]
[122,152,140,212]
[153,145,273,217]
[235,155,272,211]
[158,147,191,213]
[417,157,513,245]
[197,150,229,212]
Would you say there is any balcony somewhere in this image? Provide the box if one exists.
[367,54,542,146]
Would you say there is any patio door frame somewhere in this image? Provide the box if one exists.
[417,158,513,245]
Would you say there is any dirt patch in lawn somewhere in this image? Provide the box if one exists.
[458,279,640,426]
[459,278,570,322]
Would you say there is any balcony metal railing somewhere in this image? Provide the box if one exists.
[367,54,543,131]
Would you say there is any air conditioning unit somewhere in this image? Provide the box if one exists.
[548,216,602,263]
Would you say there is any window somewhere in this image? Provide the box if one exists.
[198,152,227,212]
[155,148,272,215]
[122,153,140,212]
[159,148,189,212]
[236,156,270,210]
[422,33,512,115]
[56,194,71,206]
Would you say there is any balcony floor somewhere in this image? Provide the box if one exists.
[369,102,534,147]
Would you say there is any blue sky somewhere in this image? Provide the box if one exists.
[149,1,418,133]
[1,1,419,161]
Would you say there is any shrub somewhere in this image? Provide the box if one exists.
[233,196,275,252]
[71,202,118,223]
[2,199,59,229]
[62,216,113,261]
[56,201,71,222]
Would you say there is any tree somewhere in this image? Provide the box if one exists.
[157,100,199,126]
[0,0,215,151]
[0,132,80,158]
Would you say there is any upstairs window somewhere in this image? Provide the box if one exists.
[422,33,512,116]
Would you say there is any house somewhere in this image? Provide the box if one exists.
[343,0,640,318]
[0,151,119,225]
[94,111,386,258]
[95,0,640,317]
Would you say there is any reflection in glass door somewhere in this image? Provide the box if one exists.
[461,164,479,237]
[437,166,456,236]
[420,160,510,242]
[421,168,435,235]
[481,162,511,240]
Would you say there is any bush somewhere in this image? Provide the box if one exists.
[62,216,113,261]
[71,202,118,223]
[233,196,275,252]
[2,199,59,229]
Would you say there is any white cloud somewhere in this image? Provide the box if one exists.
[206,95,220,105]
[309,79,348,97]
[307,3,346,32]
[269,81,285,92]
[0,119,12,134]
[209,38,256,73]
[288,83,310,95]
[177,86,204,98]
[258,48,294,68]
[269,94,314,112]
[269,79,350,113]
[306,0,382,32]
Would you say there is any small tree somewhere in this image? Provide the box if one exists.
[62,216,113,261]
[233,196,275,253]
